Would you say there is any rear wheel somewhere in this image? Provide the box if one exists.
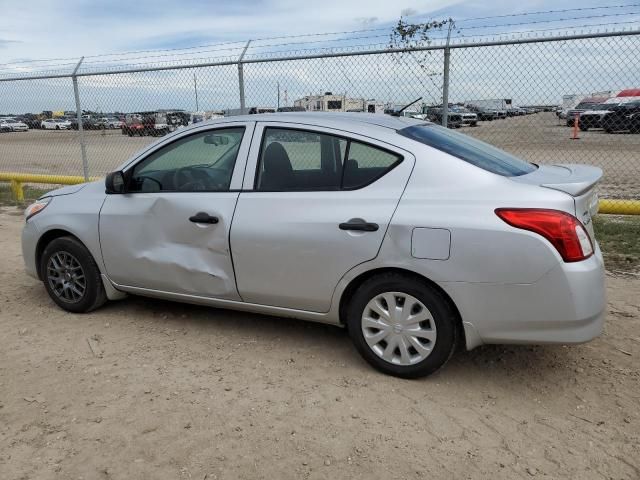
[579,124,589,131]
[40,237,107,313]
[346,273,458,378]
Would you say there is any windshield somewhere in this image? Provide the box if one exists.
[591,104,616,110]
[398,124,537,177]
[574,102,599,110]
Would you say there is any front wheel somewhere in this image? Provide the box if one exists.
[41,236,107,313]
[346,273,458,378]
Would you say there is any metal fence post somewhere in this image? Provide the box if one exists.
[237,40,251,115]
[441,20,453,128]
[71,57,89,181]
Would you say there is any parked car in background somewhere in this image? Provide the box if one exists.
[224,106,277,116]
[449,106,478,126]
[70,116,102,130]
[21,113,605,378]
[98,117,123,129]
[566,98,607,126]
[601,100,640,133]
[578,99,621,131]
[277,106,306,113]
[506,107,525,117]
[41,118,72,130]
[466,105,496,121]
[0,117,29,132]
[17,114,42,129]
[0,121,12,133]
[122,112,171,136]
[426,107,463,128]
[494,109,507,119]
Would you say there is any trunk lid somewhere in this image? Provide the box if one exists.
[512,164,602,236]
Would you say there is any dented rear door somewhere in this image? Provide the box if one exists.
[98,122,253,299]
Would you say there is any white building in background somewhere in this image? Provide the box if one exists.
[294,92,384,113]
[465,98,513,110]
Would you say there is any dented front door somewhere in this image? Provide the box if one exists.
[99,192,241,299]
[98,123,253,299]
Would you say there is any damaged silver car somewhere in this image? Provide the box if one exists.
[22,113,605,378]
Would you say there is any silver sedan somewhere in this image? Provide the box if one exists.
[21,113,605,378]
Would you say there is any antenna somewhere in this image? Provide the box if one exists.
[392,97,423,117]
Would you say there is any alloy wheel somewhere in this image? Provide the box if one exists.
[46,251,86,303]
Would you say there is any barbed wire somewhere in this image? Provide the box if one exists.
[1,17,639,78]
[1,3,639,69]
[455,4,640,23]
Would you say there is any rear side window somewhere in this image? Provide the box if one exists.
[255,127,401,191]
[256,128,346,191]
[398,124,536,177]
[343,141,402,189]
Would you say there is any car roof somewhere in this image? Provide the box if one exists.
[196,112,427,132]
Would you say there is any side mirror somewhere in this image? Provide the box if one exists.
[105,171,126,194]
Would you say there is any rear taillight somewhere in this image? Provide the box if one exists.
[495,208,593,262]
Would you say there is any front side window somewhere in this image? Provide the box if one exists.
[129,127,244,192]
[255,127,402,191]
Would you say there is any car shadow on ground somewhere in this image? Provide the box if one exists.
[94,293,576,383]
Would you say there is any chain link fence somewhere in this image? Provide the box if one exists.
[1,30,639,210]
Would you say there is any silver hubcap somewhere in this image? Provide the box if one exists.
[46,251,86,303]
[361,292,437,366]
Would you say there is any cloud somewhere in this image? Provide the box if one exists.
[0,0,461,64]
[355,17,379,27]
[0,39,20,49]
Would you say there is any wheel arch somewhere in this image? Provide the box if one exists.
[337,266,466,347]
[35,229,84,280]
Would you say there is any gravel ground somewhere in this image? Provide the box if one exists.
[0,207,639,480]
[1,112,639,199]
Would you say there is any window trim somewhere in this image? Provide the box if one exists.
[253,126,404,192]
[123,126,247,194]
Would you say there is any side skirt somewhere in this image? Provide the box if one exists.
[110,281,342,326]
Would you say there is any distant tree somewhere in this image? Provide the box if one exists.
[388,17,456,107]
[388,17,453,50]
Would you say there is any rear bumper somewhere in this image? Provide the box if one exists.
[442,244,606,349]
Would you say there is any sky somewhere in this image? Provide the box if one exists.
[1,0,635,65]
[0,0,638,112]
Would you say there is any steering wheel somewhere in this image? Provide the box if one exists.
[172,166,210,191]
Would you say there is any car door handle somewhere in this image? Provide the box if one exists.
[339,219,379,232]
[189,212,219,224]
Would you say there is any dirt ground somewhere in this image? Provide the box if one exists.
[1,113,639,199]
[0,207,639,480]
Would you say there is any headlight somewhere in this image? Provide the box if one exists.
[25,197,52,221]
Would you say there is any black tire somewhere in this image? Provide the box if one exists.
[579,124,589,131]
[40,236,107,313]
[346,273,458,379]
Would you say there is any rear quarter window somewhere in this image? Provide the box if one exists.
[398,124,536,177]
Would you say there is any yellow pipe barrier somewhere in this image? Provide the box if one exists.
[1,171,640,215]
[599,199,640,216]
[0,172,98,203]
